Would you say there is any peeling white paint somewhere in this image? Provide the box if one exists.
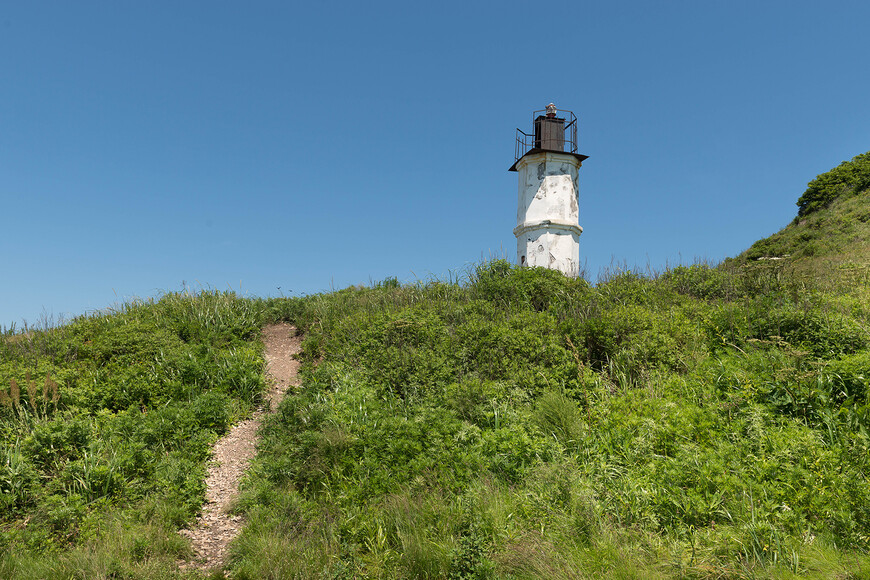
[513,152,583,277]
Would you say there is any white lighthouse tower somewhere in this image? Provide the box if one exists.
[510,103,588,277]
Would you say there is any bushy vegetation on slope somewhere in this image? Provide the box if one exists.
[2,154,868,579]
[0,291,265,579]
[797,152,870,218]
[743,188,870,262]
[232,258,870,579]
[744,151,870,263]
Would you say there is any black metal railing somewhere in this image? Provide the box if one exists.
[514,109,578,162]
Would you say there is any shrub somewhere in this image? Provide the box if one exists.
[456,310,574,391]
[0,288,267,573]
[534,391,584,450]
[190,391,232,434]
[233,264,870,578]
[707,297,868,357]
[60,449,125,502]
[469,259,581,312]
[662,264,733,300]
[797,151,870,217]
[340,307,458,398]
[566,303,694,377]
[448,378,507,428]
[21,415,91,468]
[256,296,306,325]
[594,268,660,306]
[0,445,40,514]
[827,350,870,401]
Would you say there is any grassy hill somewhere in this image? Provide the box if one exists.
[0,292,267,578]
[737,151,870,285]
[1,154,869,579]
[742,188,870,262]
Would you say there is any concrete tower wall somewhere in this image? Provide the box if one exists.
[513,151,583,277]
[515,226,581,277]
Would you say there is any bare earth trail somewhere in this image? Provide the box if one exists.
[179,323,301,571]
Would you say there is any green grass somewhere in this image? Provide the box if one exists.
[2,154,869,578]
[230,255,870,578]
[0,289,265,579]
[740,189,870,263]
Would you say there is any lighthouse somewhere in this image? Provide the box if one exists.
[510,103,588,277]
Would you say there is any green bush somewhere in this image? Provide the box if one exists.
[662,264,733,300]
[565,303,694,378]
[827,350,870,401]
[448,378,507,428]
[340,307,458,398]
[797,151,870,217]
[457,309,574,390]
[59,447,125,502]
[534,391,584,450]
[594,268,661,306]
[0,446,40,514]
[21,414,91,468]
[707,297,868,357]
[256,296,306,324]
[469,259,583,312]
[190,391,232,434]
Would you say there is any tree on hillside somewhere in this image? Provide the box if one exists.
[796,151,870,217]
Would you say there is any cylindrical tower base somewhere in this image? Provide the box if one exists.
[513,151,584,277]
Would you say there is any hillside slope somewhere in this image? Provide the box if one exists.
[1,154,868,579]
[740,151,870,266]
[228,153,870,579]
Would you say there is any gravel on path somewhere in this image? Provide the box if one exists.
[178,323,301,572]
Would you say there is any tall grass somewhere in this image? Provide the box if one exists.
[228,260,870,578]
[0,288,268,579]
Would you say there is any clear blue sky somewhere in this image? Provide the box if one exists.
[2,1,868,328]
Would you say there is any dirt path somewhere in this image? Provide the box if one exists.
[179,323,301,571]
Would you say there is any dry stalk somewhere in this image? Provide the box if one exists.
[26,371,38,411]
[10,378,20,407]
